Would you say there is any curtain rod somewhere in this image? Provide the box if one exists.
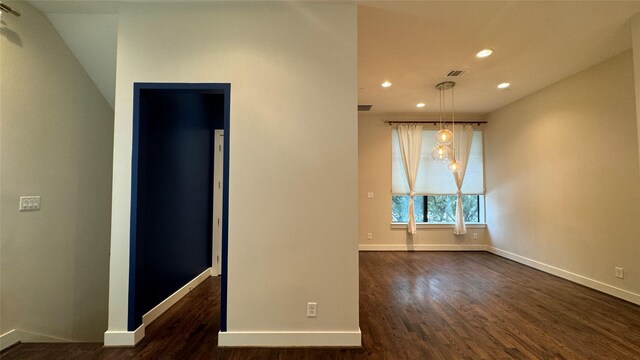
[385,120,487,126]
[0,2,21,16]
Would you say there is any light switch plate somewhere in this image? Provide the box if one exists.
[19,196,40,211]
[307,302,317,318]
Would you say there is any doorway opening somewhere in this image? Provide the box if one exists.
[128,83,230,332]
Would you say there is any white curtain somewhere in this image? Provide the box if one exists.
[392,130,484,195]
[451,125,474,235]
[397,125,423,234]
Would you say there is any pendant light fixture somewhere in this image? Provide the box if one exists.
[436,129,453,145]
[431,143,451,161]
[448,158,461,172]
[431,82,453,162]
[436,81,461,173]
[435,82,453,146]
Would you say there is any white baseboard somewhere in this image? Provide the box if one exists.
[104,267,212,346]
[486,246,640,305]
[104,325,145,347]
[359,244,486,251]
[0,330,21,351]
[142,267,212,326]
[0,329,72,351]
[218,329,361,347]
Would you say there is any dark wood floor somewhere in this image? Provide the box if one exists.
[2,252,639,359]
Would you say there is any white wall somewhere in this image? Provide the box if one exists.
[632,14,640,176]
[485,51,640,303]
[108,2,359,346]
[0,0,114,345]
[358,112,487,251]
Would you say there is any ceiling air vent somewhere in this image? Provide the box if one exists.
[358,104,373,112]
[446,70,467,77]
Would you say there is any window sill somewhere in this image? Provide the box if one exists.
[390,223,487,229]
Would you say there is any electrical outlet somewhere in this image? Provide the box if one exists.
[615,267,624,279]
[367,233,373,240]
[367,192,374,199]
[307,302,317,318]
[473,233,478,240]
[19,196,40,211]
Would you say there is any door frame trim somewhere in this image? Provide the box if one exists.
[129,82,231,332]
[213,129,224,276]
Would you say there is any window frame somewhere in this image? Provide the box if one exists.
[390,126,486,228]
[391,194,486,226]
[390,222,487,229]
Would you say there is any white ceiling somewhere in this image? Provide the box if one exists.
[358,1,640,115]
[46,13,118,108]
[27,1,640,114]
[29,0,120,108]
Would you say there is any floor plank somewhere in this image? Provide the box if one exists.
[2,252,639,359]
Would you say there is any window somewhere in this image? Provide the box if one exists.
[391,195,484,224]
[391,128,485,224]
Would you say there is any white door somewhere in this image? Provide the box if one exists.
[212,130,224,276]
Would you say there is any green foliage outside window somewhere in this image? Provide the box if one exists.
[392,195,481,223]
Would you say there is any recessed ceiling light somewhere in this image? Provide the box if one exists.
[476,49,493,58]
[416,103,426,108]
[381,81,392,88]
[497,82,511,89]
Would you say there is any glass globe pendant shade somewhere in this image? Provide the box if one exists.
[448,159,461,173]
[431,144,451,162]
[436,129,453,145]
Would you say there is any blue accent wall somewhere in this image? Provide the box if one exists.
[130,86,225,329]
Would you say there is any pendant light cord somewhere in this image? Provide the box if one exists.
[451,85,456,161]
[438,87,444,131]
